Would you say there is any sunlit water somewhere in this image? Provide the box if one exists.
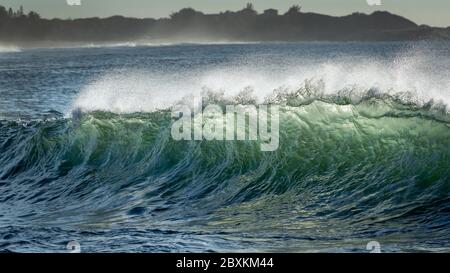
[0,42,449,252]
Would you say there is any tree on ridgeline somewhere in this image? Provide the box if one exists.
[27,11,40,20]
[0,6,8,20]
[170,8,204,21]
[285,5,302,16]
[19,5,24,17]
[0,5,29,19]
[239,3,258,16]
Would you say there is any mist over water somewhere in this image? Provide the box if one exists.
[0,42,449,252]
[0,45,21,53]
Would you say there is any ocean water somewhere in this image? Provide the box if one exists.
[0,42,449,253]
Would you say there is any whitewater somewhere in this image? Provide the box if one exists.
[0,42,449,252]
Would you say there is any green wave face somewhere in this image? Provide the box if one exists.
[1,94,449,252]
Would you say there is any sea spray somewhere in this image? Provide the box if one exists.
[1,42,449,252]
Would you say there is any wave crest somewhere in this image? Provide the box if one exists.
[71,53,450,115]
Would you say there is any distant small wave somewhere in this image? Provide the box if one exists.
[0,45,21,53]
[75,41,257,49]
[82,42,139,48]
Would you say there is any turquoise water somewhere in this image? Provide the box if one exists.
[0,42,449,252]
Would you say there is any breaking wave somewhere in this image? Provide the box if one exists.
[1,49,449,252]
[71,52,450,114]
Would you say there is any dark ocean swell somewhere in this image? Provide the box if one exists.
[0,93,449,252]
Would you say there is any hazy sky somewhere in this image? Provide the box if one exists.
[1,0,449,27]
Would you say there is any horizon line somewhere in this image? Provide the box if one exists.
[2,4,448,28]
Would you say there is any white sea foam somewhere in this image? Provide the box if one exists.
[52,41,258,50]
[82,42,139,48]
[0,45,21,53]
[71,49,450,114]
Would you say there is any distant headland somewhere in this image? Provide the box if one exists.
[1,3,450,47]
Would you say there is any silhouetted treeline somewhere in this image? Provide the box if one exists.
[1,3,449,47]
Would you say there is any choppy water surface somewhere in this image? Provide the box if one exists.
[0,42,449,252]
